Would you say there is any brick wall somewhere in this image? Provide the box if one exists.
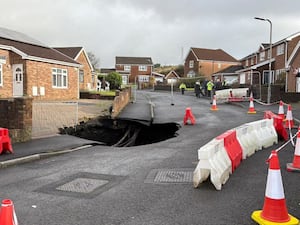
[111,87,131,118]
[0,97,32,143]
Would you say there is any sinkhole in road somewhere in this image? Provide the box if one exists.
[60,117,181,147]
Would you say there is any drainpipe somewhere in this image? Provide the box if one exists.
[284,40,288,92]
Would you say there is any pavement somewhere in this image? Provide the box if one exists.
[2,91,300,167]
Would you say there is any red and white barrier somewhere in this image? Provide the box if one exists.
[194,117,280,190]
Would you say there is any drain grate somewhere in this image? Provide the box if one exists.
[36,172,127,199]
[145,168,193,184]
[56,178,109,193]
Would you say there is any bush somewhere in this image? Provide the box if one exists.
[106,72,122,90]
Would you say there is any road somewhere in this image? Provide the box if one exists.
[2,90,300,225]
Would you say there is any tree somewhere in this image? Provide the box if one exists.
[106,72,122,90]
[87,52,100,69]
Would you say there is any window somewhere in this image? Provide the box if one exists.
[0,64,2,86]
[245,60,248,67]
[122,75,128,85]
[250,58,254,65]
[52,68,68,88]
[139,65,147,71]
[124,65,131,71]
[263,70,274,84]
[260,51,265,61]
[138,75,149,82]
[79,70,84,83]
[277,44,284,56]
[187,70,195,78]
[189,60,194,68]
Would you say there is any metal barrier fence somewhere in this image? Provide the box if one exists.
[32,101,78,138]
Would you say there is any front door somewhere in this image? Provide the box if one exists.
[13,64,23,97]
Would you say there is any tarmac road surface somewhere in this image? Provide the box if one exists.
[1,90,300,225]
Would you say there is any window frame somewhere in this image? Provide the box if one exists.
[52,68,68,88]
[138,65,147,71]
[277,44,284,56]
[260,51,265,61]
[79,69,84,83]
[124,65,131,72]
[189,60,194,68]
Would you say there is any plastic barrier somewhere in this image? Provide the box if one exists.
[216,130,243,172]
[246,119,278,150]
[0,128,13,154]
[264,111,288,141]
[215,88,249,102]
[183,107,196,125]
[194,118,278,191]
[235,124,257,159]
[193,138,231,190]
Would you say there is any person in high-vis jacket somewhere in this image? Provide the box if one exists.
[179,83,186,95]
[206,80,214,97]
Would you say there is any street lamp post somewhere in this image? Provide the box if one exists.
[254,17,272,104]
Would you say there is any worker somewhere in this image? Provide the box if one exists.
[179,83,186,95]
[206,80,214,97]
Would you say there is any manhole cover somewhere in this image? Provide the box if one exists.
[145,169,193,184]
[56,178,109,193]
[36,172,127,199]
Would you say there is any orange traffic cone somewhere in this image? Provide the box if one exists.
[251,150,299,224]
[0,199,18,225]
[284,105,294,128]
[287,127,300,172]
[278,100,285,120]
[247,94,256,114]
[183,107,195,125]
[210,95,218,111]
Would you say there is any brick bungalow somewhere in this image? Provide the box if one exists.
[0,27,81,100]
[54,47,96,91]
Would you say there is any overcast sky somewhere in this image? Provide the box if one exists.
[1,0,300,68]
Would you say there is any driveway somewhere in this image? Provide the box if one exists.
[32,99,113,139]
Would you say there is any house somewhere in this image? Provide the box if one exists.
[0,27,81,100]
[151,71,165,84]
[115,56,153,85]
[184,47,240,79]
[165,70,180,84]
[54,47,95,91]
[239,32,300,92]
[100,68,116,76]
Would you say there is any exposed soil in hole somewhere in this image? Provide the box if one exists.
[59,116,181,147]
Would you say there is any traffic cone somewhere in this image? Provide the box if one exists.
[284,105,294,128]
[247,94,256,114]
[287,127,300,172]
[183,107,195,125]
[251,150,299,225]
[278,100,285,120]
[0,199,18,225]
[210,95,218,111]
